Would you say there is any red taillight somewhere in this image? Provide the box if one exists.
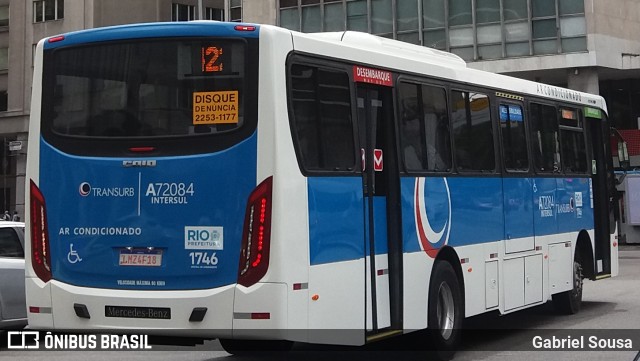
[234,25,256,32]
[48,35,65,43]
[30,180,52,283]
[238,177,273,287]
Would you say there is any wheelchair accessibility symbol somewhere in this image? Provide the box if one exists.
[68,243,82,264]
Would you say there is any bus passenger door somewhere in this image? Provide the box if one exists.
[587,109,614,276]
[356,81,403,335]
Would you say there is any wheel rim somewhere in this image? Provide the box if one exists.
[436,281,455,340]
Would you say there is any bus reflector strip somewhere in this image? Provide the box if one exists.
[129,147,156,153]
[377,269,389,276]
[29,306,52,314]
[293,283,308,290]
[233,312,270,320]
[496,92,524,101]
[489,253,498,259]
[535,246,542,251]
[460,258,469,264]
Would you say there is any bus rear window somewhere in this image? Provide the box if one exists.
[43,38,249,138]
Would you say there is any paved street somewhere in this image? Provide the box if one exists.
[2,245,640,361]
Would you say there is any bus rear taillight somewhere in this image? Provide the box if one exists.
[30,180,52,283]
[238,177,273,287]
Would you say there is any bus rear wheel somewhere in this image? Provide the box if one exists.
[219,338,293,356]
[552,257,584,315]
[427,261,463,360]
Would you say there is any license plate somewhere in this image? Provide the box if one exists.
[119,248,162,267]
[105,306,171,319]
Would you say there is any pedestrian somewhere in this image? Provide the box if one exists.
[12,211,19,222]
[2,211,10,221]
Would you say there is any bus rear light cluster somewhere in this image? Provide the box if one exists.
[238,177,273,287]
[30,180,52,283]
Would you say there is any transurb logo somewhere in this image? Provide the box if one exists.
[79,182,91,197]
[414,177,452,258]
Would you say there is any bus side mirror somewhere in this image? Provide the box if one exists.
[618,140,631,170]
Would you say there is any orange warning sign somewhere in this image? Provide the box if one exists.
[193,91,239,125]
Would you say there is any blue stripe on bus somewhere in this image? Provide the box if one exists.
[307,175,595,264]
[39,133,257,290]
[308,177,365,266]
[44,22,260,49]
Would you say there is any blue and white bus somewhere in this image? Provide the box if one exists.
[25,21,619,355]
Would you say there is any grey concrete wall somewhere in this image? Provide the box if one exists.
[588,0,640,70]
[241,0,276,24]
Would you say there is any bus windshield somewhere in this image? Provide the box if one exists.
[42,38,249,139]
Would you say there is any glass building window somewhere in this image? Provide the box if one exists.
[0,48,8,70]
[230,0,242,22]
[503,0,527,21]
[278,0,585,61]
[0,6,8,27]
[302,5,321,33]
[280,7,300,31]
[449,0,472,26]
[0,91,7,112]
[397,0,418,32]
[423,0,445,49]
[371,0,392,35]
[559,0,584,15]
[423,0,445,28]
[34,0,64,23]
[531,0,556,17]
[205,7,224,21]
[476,0,500,24]
[324,2,345,32]
[172,3,196,21]
[347,0,367,32]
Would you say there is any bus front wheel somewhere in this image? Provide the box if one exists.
[552,256,584,315]
[427,261,463,360]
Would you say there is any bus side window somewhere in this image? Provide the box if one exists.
[398,82,452,172]
[451,90,495,172]
[559,107,588,174]
[530,102,561,173]
[289,64,355,172]
[500,103,529,172]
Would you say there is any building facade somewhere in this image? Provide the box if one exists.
[2,0,640,219]
[275,0,640,130]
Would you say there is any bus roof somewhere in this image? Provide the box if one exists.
[42,21,260,50]
[285,26,607,114]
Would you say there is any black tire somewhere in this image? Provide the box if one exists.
[427,261,464,360]
[552,257,584,315]
[219,338,293,356]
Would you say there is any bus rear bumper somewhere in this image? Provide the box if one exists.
[26,278,290,340]
[26,277,236,338]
